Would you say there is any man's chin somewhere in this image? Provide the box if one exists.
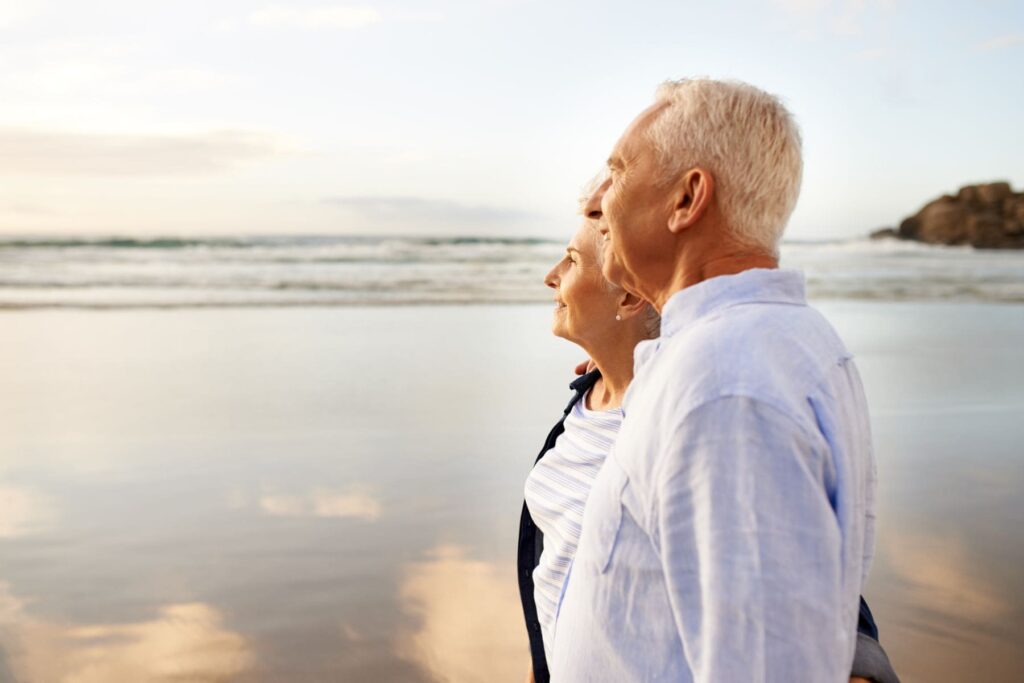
[601,259,625,288]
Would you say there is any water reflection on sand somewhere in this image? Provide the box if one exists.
[398,545,526,682]
[0,303,1022,681]
[239,487,383,522]
[0,584,252,682]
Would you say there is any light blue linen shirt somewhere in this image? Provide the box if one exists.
[550,268,876,682]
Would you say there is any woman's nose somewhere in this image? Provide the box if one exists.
[544,266,558,289]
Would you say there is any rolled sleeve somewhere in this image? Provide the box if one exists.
[851,633,901,683]
[654,396,850,683]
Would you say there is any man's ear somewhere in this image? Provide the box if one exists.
[667,167,714,234]
[616,290,649,320]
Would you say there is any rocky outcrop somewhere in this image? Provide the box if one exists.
[872,182,1024,249]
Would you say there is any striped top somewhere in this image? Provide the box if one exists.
[524,390,623,662]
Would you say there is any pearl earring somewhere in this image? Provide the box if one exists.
[615,314,622,321]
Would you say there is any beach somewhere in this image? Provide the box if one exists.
[4,0,1021,678]
[2,243,1023,681]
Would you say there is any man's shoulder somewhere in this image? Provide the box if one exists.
[647,300,851,416]
[672,298,845,367]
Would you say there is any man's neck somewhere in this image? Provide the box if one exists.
[652,250,778,311]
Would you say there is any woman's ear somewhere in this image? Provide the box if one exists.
[616,290,649,320]
[667,167,715,234]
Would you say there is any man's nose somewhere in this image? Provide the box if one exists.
[583,178,610,219]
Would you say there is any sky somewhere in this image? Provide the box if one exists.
[0,0,1021,240]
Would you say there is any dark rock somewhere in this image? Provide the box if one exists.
[977,182,1012,205]
[870,227,899,240]
[897,216,920,240]
[967,214,1011,249]
[884,181,1024,249]
[916,198,970,244]
[1005,197,1024,222]
[956,183,1011,206]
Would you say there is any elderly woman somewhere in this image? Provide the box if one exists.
[517,202,898,683]
[520,217,658,681]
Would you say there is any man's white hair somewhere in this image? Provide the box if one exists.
[646,78,803,255]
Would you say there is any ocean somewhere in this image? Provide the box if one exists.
[2,234,1024,308]
[1,236,1022,682]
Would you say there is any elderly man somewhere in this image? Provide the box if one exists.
[549,79,883,682]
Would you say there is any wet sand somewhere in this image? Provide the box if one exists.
[1,302,1022,682]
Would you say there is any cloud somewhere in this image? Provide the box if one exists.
[249,5,383,30]
[258,488,382,521]
[0,203,51,215]
[325,195,540,234]
[0,34,231,99]
[854,47,889,61]
[772,0,829,15]
[0,0,40,28]
[397,544,527,683]
[977,33,1024,51]
[0,127,285,176]
[771,0,895,39]
[0,583,253,683]
[1,62,227,97]
[0,486,58,538]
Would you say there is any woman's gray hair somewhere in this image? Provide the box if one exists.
[576,169,615,281]
[577,171,661,340]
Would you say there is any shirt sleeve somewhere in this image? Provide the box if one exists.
[653,395,851,683]
[851,633,901,683]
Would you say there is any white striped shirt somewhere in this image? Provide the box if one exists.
[524,390,623,662]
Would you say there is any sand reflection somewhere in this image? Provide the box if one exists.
[227,485,383,521]
[258,489,382,521]
[884,532,1009,626]
[0,485,57,538]
[0,582,252,682]
[397,544,527,683]
[874,530,1023,679]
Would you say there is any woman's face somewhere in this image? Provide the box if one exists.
[544,222,621,346]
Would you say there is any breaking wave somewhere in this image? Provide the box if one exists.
[1,235,1022,308]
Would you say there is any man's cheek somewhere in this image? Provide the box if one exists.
[601,239,614,264]
[601,255,623,287]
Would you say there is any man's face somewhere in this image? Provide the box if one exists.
[586,102,672,300]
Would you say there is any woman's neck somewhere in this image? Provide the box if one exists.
[585,334,641,411]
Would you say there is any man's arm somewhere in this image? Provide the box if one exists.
[851,596,901,681]
[655,396,854,682]
[851,634,900,683]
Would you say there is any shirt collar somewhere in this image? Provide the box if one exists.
[658,268,806,339]
[630,269,806,376]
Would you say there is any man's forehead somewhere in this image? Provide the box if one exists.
[612,101,669,162]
